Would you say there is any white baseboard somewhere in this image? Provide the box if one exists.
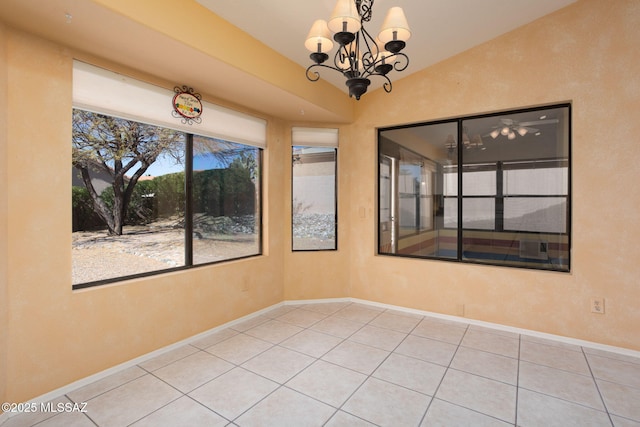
[0,301,284,423]
[3,297,638,424]
[347,297,640,359]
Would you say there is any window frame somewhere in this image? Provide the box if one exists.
[377,103,571,272]
[72,111,263,290]
[291,145,338,252]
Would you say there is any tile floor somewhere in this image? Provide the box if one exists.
[3,301,640,427]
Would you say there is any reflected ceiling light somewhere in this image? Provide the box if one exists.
[445,130,484,156]
[487,118,543,140]
[305,0,411,100]
[466,134,485,150]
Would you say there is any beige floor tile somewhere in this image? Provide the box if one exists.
[1,396,72,427]
[468,324,519,339]
[286,359,367,407]
[138,344,199,372]
[342,377,431,427]
[130,396,227,427]
[34,411,96,427]
[520,340,591,376]
[334,304,384,323]
[205,333,272,364]
[280,328,342,358]
[450,346,518,385]
[67,366,147,403]
[517,388,611,427]
[519,361,605,410]
[348,324,407,351]
[188,367,278,420]
[310,316,364,338]
[412,318,467,345]
[520,333,581,351]
[460,329,520,358]
[436,369,516,423]
[588,353,640,388]
[275,308,327,327]
[263,305,298,318]
[229,314,270,332]
[85,374,181,427]
[611,415,640,427]
[373,353,446,396]
[598,379,640,421]
[325,410,377,426]
[369,311,422,333]
[583,347,640,365]
[241,345,315,383]
[321,340,390,375]
[11,302,639,427]
[298,301,350,315]
[421,398,512,427]
[235,387,335,427]
[153,351,234,393]
[243,319,303,344]
[190,328,238,350]
[395,334,458,366]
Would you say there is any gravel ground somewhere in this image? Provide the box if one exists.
[72,220,258,285]
[73,213,333,284]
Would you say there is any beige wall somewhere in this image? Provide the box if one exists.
[283,124,352,301]
[2,28,286,404]
[0,21,9,408]
[339,0,640,350]
[1,0,639,408]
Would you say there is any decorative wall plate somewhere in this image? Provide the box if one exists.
[172,86,203,124]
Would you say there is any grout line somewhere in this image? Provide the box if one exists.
[582,347,615,426]
[417,323,469,426]
[514,334,522,426]
[9,301,640,426]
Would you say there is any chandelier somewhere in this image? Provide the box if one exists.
[304,0,411,100]
[445,130,485,158]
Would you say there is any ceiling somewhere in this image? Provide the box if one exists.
[0,0,576,122]
[196,0,576,94]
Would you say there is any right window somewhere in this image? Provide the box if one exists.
[378,104,571,271]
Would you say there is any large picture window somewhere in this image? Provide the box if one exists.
[72,62,265,288]
[378,104,571,271]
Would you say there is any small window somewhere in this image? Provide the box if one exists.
[378,104,571,271]
[291,128,338,251]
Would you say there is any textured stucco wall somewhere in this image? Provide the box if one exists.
[344,0,640,350]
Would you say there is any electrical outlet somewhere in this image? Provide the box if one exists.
[591,297,605,314]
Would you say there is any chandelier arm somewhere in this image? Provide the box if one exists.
[333,42,357,74]
[358,25,381,78]
[306,63,350,82]
[380,74,392,93]
[390,52,410,72]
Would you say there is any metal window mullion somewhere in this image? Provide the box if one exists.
[185,133,194,266]
[457,120,463,261]
[496,161,504,232]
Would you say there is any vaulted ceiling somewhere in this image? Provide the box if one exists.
[0,0,576,122]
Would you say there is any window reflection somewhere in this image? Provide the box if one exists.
[378,104,571,271]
